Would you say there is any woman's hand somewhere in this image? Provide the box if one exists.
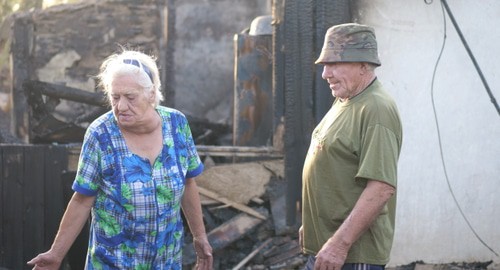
[299,226,304,252]
[27,251,63,270]
[193,234,213,270]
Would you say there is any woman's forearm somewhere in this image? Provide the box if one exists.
[49,192,95,260]
[181,178,207,237]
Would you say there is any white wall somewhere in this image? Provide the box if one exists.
[354,0,500,267]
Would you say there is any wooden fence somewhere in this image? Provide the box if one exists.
[0,144,85,270]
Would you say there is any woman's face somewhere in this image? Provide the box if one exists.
[109,74,155,128]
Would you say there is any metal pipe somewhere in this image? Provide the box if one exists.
[441,0,500,116]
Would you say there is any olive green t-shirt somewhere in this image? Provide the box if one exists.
[302,79,402,264]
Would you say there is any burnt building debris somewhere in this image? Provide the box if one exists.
[8,1,168,143]
[23,79,231,145]
[180,158,305,270]
[23,80,107,143]
[0,1,302,269]
[4,1,234,146]
[0,0,359,267]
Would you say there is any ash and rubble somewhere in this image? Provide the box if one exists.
[181,157,306,270]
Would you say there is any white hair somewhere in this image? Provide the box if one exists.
[98,49,164,107]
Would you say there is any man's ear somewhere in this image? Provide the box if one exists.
[360,63,369,75]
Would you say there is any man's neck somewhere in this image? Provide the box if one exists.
[341,74,377,102]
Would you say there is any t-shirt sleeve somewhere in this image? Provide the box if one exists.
[356,124,400,187]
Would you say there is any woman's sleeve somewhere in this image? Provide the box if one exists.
[72,128,101,196]
[176,113,204,179]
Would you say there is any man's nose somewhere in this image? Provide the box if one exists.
[321,66,330,80]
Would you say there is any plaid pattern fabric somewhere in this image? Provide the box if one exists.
[73,106,203,269]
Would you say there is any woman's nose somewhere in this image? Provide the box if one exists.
[116,97,128,111]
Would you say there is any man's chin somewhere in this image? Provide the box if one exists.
[331,90,341,98]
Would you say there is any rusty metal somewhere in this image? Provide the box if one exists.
[233,31,273,147]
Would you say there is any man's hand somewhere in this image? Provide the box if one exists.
[314,237,349,270]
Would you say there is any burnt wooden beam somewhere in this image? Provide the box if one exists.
[276,0,352,226]
[231,238,273,270]
[23,80,107,143]
[183,211,267,265]
[67,144,283,171]
[196,145,283,158]
[23,80,107,106]
[197,186,267,220]
[11,14,33,143]
[263,240,301,266]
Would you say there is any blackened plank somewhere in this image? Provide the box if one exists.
[1,145,25,269]
[43,145,68,250]
[23,145,46,264]
[0,146,4,266]
[283,0,315,226]
[183,212,266,265]
[12,15,33,142]
[24,80,106,106]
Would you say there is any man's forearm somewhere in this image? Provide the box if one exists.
[330,180,395,249]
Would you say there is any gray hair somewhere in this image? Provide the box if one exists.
[98,50,163,107]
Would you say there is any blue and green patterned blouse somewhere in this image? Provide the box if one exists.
[72,106,203,269]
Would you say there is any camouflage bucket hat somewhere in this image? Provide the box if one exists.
[315,23,381,66]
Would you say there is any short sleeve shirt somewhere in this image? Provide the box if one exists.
[302,79,402,265]
[72,106,203,269]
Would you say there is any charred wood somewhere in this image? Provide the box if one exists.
[24,80,107,106]
[183,210,267,265]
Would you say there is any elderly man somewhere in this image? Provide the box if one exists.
[300,23,403,270]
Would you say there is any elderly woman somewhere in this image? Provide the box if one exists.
[28,50,213,269]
